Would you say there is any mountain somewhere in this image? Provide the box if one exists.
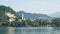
[0,5,19,23]
[50,12,60,18]
[17,11,50,19]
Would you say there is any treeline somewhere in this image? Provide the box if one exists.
[1,18,60,27]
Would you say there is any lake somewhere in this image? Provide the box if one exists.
[0,27,60,34]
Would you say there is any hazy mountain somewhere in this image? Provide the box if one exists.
[17,11,50,19]
[50,12,60,18]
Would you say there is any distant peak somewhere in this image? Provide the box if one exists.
[50,12,60,18]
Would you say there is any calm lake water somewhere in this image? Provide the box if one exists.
[0,27,60,34]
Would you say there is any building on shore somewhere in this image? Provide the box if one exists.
[5,12,16,22]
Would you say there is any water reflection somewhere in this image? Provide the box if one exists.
[52,27,60,34]
[0,27,7,34]
[0,27,60,34]
[7,27,15,34]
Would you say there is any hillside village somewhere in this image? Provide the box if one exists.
[5,12,16,22]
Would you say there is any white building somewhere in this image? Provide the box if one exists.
[5,12,16,22]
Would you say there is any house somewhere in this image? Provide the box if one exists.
[5,12,16,22]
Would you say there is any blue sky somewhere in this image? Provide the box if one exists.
[0,0,60,15]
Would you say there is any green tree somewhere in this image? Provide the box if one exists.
[52,18,60,27]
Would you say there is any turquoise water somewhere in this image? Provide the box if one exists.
[0,27,60,34]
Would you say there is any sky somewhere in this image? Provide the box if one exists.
[0,0,60,15]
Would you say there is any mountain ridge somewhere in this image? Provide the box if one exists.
[50,12,60,18]
[17,11,50,19]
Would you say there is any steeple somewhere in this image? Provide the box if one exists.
[22,13,24,20]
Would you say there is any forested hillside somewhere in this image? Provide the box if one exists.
[0,5,19,26]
